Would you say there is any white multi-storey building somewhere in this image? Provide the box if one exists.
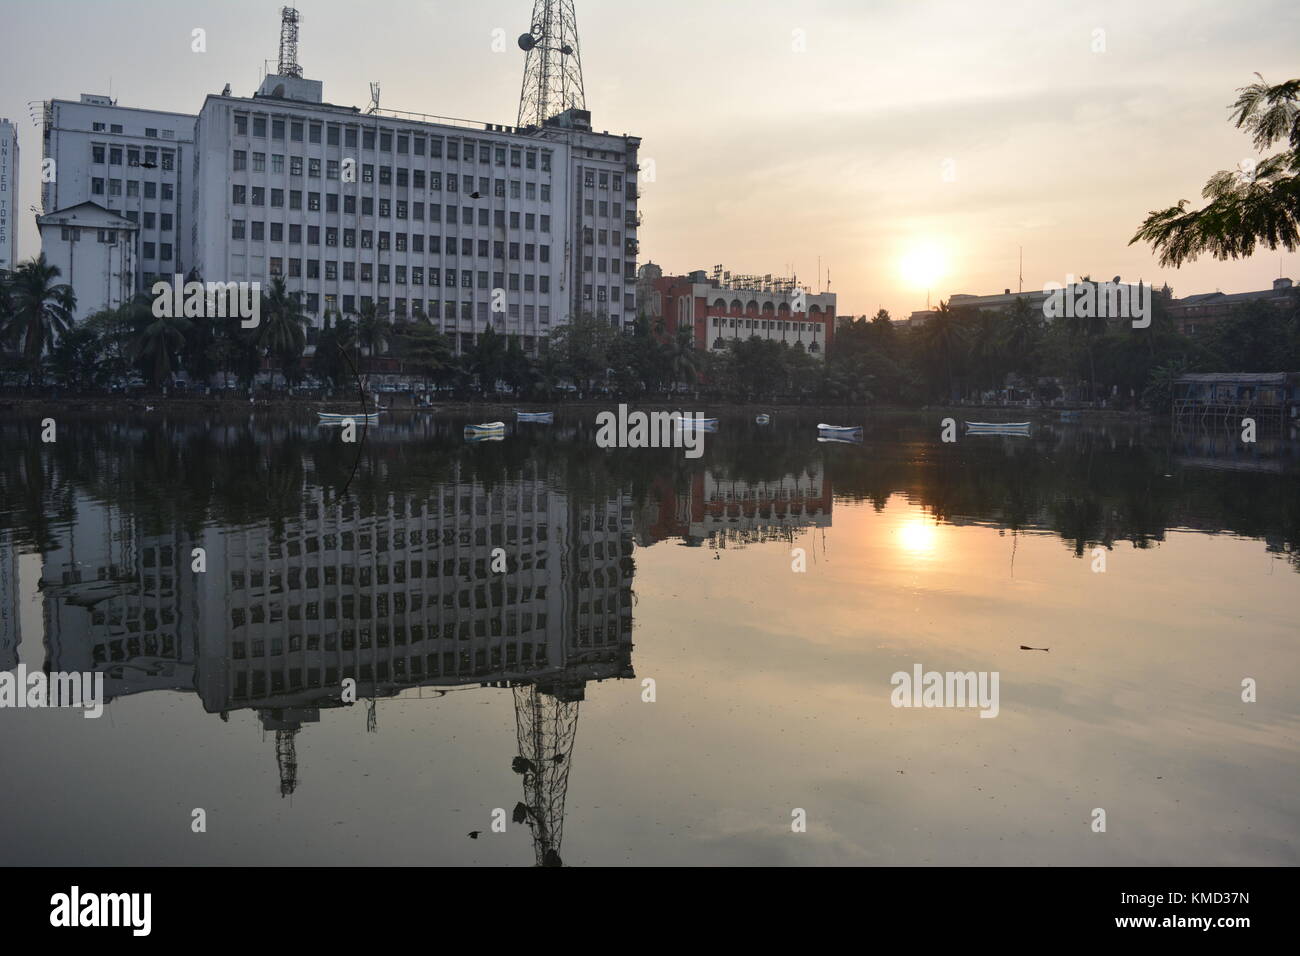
[39,94,196,287]
[191,73,640,354]
[0,118,18,272]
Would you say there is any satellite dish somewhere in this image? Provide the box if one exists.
[518,33,536,51]
[560,43,573,55]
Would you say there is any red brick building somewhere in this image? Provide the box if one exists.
[646,268,836,358]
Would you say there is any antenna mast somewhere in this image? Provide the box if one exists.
[278,6,303,79]
[516,0,586,128]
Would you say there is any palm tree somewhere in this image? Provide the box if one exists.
[2,254,77,384]
[131,312,192,388]
[356,300,391,359]
[918,300,960,400]
[255,276,309,386]
[662,326,704,392]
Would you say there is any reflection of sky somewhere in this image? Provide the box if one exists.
[2,495,1295,865]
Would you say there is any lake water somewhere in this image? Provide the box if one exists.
[0,408,1296,866]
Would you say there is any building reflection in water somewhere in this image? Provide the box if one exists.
[36,465,637,865]
[638,462,832,549]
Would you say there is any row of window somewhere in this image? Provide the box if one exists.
[714,317,825,332]
[260,256,558,292]
[230,220,563,259]
[229,185,556,231]
[90,144,176,168]
[232,112,556,171]
[231,151,564,194]
[90,178,175,201]
[296,296,554,323]
[90,121,174,139]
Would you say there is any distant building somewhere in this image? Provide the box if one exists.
[1172,372,1299,430]
[36,201,139,316]
[0,117,18,272]
[1166,278,1295,335]
[649,268,835,358]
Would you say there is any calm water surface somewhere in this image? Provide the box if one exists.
[0,408,1296,865]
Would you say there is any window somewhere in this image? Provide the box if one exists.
[160,243,172,260]
[91,177,105,195]
[92,145,106,163]
[308,159,321,178]
[291,156,303,176]
[232,184,246,204]
[234,114,248,135]
[252,152,266,172]
[233,149,247,170]
[160,213,173,231]
[161,151,174,170]
[272,154,285,174]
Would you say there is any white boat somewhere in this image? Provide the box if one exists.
[755,414,771,425]
[672,415,718,431]
[965,421,1031,435]
[516,411,554,423]
[465,433,505,443]
[464,421,506,438]
[817,435,863,444]
[817,423,862,437]
[317,411,380,425]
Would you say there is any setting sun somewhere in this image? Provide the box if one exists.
[899,241,949,291]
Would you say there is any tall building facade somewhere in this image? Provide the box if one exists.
[40,95,196,281]
[191,73,640,354]
[0,118,18,272]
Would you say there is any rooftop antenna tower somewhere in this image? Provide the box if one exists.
[516,0,586,128]
[367,82,381,114]
[278,6,303,79]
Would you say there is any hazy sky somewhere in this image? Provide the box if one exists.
[2,0,1297,318]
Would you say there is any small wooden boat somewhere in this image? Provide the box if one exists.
[317,411,380,425]
[755,414,771,425]
[464,421,506,438]
[516,411,554,423]
[817,423,862,438]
